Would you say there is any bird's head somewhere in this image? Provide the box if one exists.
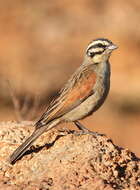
[86,38,117,64]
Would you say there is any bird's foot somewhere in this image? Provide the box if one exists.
[74,121,97,136]
[73,130,97,136]
[58,128,74,136]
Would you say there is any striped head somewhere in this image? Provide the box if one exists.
[86,38,117,64]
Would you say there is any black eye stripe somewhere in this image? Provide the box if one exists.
[87,49,105,57]
[87,45,105,57]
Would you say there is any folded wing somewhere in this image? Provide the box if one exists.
[36,66,96,128]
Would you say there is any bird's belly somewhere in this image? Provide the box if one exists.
[63,64,110,122]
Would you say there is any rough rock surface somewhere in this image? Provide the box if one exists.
[0,121,140,190]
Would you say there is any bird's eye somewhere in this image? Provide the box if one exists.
[87,50,95,57]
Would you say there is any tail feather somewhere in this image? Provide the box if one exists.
[9,119,60,164]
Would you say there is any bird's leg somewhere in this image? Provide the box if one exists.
[74,121,89,131]
[74,121,97,135]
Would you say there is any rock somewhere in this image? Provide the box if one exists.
[0,121,140,190]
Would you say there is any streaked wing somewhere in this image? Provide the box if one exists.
[35,65,96,128]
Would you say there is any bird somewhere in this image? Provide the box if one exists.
[9,38,117,164]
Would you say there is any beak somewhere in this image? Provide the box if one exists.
[108,44,118,50]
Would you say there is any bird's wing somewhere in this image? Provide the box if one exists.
[35,65,96,129]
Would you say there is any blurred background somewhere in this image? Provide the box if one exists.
[0,0,140,156]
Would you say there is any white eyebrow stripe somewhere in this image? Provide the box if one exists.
[86,40,109,51]
[89,47,104,53]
